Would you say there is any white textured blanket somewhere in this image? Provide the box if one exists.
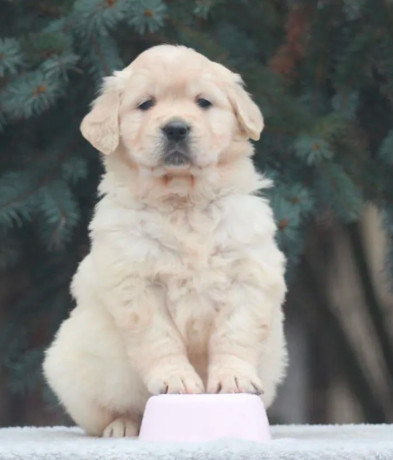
[0,424,392,460]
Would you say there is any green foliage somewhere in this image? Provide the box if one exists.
[379,130,393,166]
[1,0,393,414]
[0,232,23,270]
[1,70,64,119]
[0,38,24,77]
[81,32,123,82]
[294,135,334,165]
[126,0,167,35]
[72,0,132,34]
[194,0,226,19]
[315,163,363,223]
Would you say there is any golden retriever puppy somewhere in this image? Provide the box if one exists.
[43,45,287,438]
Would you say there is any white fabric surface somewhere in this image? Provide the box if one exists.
[0,424,392,459]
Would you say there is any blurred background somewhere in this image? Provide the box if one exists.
[1,0,393,427]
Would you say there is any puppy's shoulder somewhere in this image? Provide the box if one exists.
[89,194,150,236]
[215,193,276,240]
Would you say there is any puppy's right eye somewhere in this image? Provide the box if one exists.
[197,98,212,109]
[138,99,155,111]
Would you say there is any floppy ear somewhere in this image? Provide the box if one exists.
[213,63,263,141]
[226,74,264,141]
[80,76,120,155]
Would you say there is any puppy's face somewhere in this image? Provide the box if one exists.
[81,46,263,175]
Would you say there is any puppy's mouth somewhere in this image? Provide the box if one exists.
[163,149,192,168]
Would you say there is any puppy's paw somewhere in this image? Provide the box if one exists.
[103,416,139,438]
[147,368,204,395]
[207,370,263,395]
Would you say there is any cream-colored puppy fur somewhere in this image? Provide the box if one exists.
[43,45,287,438]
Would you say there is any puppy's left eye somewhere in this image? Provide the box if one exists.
[138,99,155,111]
[197,98,212,109]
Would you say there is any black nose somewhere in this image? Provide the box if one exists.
[162,121,190,142]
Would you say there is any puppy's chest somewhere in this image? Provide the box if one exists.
[168,210,215,267]
[154,207,228,283]
[150,208,234,346]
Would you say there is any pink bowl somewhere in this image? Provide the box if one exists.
[139,393,271,442]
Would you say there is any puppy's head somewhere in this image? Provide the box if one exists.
[81,45,263,175]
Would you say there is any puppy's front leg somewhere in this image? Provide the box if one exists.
[207,260,286,395]
[107,280,204,395]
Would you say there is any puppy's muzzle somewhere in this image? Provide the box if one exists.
[163,151,191,166]
[161,120,192,167]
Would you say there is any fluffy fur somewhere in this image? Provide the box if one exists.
[43,45,287,438]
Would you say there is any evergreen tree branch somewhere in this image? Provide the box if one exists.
[90,35,111,76]
[0,140,78,216]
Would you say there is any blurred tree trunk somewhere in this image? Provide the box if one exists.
[289,206,393,423]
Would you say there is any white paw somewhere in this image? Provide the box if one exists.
[103,417,139,438]
[147,369,204,395]
[208,370,263,395]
